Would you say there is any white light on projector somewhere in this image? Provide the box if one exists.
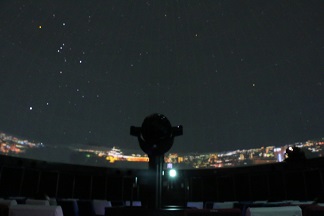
[169,169,177,178]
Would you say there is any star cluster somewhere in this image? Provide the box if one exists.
[0,0,323,153]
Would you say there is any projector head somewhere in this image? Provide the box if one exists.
[130,113,183,156]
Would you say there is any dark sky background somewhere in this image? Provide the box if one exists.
[0,0,323,154]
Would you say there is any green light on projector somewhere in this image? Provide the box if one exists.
[169,169,177,178]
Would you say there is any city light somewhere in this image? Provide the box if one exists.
[0,132,323,169]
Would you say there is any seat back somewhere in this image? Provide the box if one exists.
[92,200,111,216]
[213,202,236,209]
[0,200,17,216]
[9,205,63,216]
[26,199,50,206]
[187,201,204,209]
[246,206,302,216]
[125,201,142,207]
[77,200,95,216]
[57,199,79,216]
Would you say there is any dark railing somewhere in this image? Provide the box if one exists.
[0,155,324,204]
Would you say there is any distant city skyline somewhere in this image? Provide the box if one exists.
[1,130,323,169]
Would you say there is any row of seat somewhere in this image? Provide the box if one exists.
[187,200,316,209]
[2,198,324,216]
[0,199,62,216]
[0,198,114,216]
[187,200,324,216]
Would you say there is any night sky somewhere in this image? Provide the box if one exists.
[0,0,323,154]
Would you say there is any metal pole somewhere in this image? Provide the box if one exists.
[155,155,163,209]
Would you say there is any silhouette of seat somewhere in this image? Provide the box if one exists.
[57,199,79,216]
[77,200,95,216]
